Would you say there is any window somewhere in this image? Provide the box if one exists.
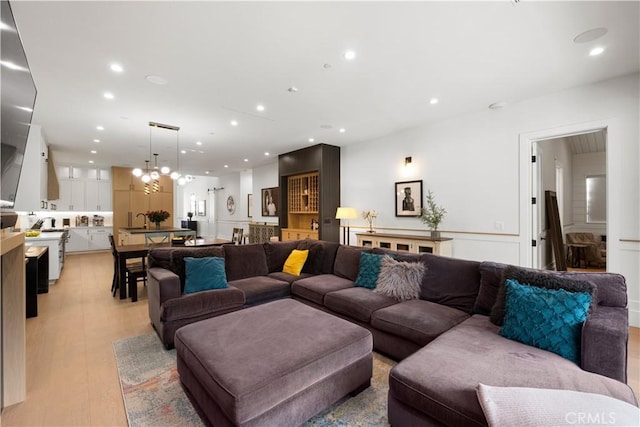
[586,175,606,223]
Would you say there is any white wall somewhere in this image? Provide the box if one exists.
[175,176,220,237]
[341,73,640,326]
[571,151,607,236]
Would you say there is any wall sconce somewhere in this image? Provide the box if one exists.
[404,156,412,166]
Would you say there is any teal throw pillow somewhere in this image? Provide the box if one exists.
[499,279,591,364]
[355,252,395,289]
[184,257,228,294]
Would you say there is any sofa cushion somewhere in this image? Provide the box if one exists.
[477,383,640,427]
[490,265,597,326]
[223,243,269,281]
[398,253,481,313]
[296,239,325,274]
[500,279,592,364]
[147,247,174,270]
[317,240,340,274]
[473,261,508,315]
[324,287,397,323]
[161,286,245,322]
[355,252,395,289]
[388,315,638,427]
[291,274,354,305]
[184,257,228,294]
[371,299,469,347]
[267,271,313,284]
[264,240,299,273]
[374,256,425,301]
[228,276,290,305]
[334,246,370,281]
[283,249,309,276]
[167,246,225,291]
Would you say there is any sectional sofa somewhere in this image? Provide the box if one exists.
[146,239,638,425]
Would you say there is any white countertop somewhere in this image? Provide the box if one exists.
[25,231,65,241]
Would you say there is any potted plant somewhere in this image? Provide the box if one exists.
[420,190,446,238]
[362,210,377,233]
[146,210,171,229]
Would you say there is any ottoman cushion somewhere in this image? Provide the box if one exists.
[175,299,373,426]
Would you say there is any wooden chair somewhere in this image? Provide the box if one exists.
[109,234,147,300]
[232,228,245,245]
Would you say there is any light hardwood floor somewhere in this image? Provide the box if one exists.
[2,252,639,426]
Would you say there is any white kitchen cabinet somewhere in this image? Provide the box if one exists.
[14,124,48,211]
[57,165,84,180]
[66,228,90,252]
[87,168,110,181]
[88,227,111,250]
[58,179,85,211]
[85,181,112,211]
[25,232,64,282]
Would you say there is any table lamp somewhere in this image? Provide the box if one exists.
[335,207,358,245]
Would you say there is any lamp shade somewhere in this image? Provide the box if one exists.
[335,207,358,220]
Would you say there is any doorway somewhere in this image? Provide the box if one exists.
[532,129,607,271]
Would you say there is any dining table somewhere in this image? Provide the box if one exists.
[114,238,231,300]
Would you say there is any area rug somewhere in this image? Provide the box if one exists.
[114,333,395,427]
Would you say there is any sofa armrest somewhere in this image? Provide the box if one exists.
[148,267,182,306]
[581,306,628,383]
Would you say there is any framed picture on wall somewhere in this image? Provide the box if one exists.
[261,187,279,217]
[197,200,206,216]
[248,194,253,218]
[395,180,423,217]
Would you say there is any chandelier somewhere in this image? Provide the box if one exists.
[132,121,183,189]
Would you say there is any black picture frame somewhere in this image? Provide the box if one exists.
[395,180,423,217]
[261,187,279,217]
[247,194,253,218]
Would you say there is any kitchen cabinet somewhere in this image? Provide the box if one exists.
[112,166,173,243]
[281,229,318,241]
[14,124,49,211]
[87,168,110,181]
[85,180,112,211]
[57,165,84,180]
[67,227,112,252]
[66,228,90,252]
[58,179,85,211]
[25,231,65,282]
[356,233,453,256]
[88,227,111,250]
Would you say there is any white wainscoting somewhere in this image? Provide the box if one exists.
[619,240,640,328]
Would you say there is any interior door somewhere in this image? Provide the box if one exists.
[531,142,543,268]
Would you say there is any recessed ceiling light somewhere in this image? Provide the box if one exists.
[339,128,346,133]
[0,61,28,72]
[16,106,33,112]
[224,165,229,168]
[308,138,315,143]
[96,125,104,131]
[103,92,114,100]
[93,139,100,143]
[288,87,298,93]
[88,160,94,164]
[181,149,187,154]
[344,50,356,60]
[196,141,202,146]
[589,47,605,56]
[243,158,249,162]
[110,63,124,73]
[145,74,168,85]
[205,171,210,174]
[264,152,270,156]
[256,104,265,112]
[0,21,12,32]
[230,120,238,126]
[90,150,97,154]
[429,98,439,105]
[574,27,608,44]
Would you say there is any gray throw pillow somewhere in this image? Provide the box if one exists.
[374,257,425,301]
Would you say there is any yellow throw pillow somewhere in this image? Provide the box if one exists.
[283,249,309,276]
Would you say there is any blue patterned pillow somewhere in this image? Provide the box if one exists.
[355,252,395,289]
[184,257,228,294]
[500,279,591,364]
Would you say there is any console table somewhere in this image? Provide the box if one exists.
[249,223,279,243]
[356,232,453,256]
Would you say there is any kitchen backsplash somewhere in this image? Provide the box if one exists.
[14,211,114,229]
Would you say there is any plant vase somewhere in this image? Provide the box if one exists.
[430,230,441,239]
[155,221,162,229]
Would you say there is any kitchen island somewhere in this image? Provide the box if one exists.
[118,227,195,245]
[25,230,66,283]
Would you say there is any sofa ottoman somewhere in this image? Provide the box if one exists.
[175,299,373,426]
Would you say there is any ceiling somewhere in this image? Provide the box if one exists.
[565,130,607,155]
[9,1,639,177]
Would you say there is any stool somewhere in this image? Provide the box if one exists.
[175,299,372,426]
[566,243,588,268]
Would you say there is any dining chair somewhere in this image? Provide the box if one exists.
[232,228,245,245]
[145,232,170,245]
[109,234,147,299]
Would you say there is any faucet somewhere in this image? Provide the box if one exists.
[136,213,147,229]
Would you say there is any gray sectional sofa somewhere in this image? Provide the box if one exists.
[146,239,638,426]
